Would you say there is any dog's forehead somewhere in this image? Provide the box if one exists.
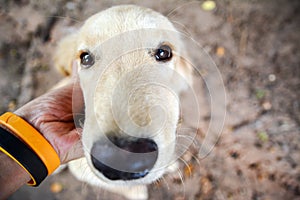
[78,5,176,48]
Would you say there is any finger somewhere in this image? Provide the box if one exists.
[71,60,79,79]
[71,80,85,115]
[69,60,85,115]
[60,129,84,163]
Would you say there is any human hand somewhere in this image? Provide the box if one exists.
[15,80,84,164]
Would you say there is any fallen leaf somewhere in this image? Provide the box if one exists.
[8,101,16,111]
[201,177,213,194]
[216,46,225,57]
[184,163,194,177]
[50,182,63,193]
[201,1,216,11]
[262,101,272,110]
[268,74,276,82]
[257,131,269,142]
[255,89,266,99]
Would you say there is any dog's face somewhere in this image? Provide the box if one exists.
[74,5,192,186]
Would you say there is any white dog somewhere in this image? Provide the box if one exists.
[54,5,193,199]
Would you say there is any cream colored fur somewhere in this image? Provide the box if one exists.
[53,5,192,200]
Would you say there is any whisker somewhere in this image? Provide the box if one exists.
[46,15,83,23]
[176,129,201,152]
[175,143,193,156]
[176,134,198,147]
[178,157,191,176]
[176,135,192,141]
[175,143,201,165]
[176,134,195,141]
[177,127,198,133]
[176,127,198,137]
[170,20,192,37]
[80,180,89,195]
[176,168,186,195]
[76,162,90,194]
[190,153,201,165]
[153,178,160,186]
[166,1,198,17]
[161,175,170,190]
[153,178,161,190]
[80,159,89,176]
[166,1,200,37]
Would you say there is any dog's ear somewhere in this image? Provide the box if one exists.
[173,51,194,93]
[53,33,78,76]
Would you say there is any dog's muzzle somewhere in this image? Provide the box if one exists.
[91,135,158,181]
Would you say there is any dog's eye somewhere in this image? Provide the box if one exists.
[80,51,95,68]
[155,45,172,62]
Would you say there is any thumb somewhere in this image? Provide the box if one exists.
[59,128,84,163]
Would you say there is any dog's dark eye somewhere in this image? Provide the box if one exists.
[80,51,94,68]
[155,45,172,62]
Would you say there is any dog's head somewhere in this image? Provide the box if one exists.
[73,5,192,186]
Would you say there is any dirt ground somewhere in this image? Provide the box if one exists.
[1,0,299,199]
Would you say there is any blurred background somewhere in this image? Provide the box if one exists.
[0,0,299,199]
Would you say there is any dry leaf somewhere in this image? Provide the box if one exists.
[201,1,216,11]
[50,182,63,193]
[216,46,225,57]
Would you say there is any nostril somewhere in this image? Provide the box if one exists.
[91,137,158,181]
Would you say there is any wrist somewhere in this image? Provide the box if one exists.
[0,150,31,199]
[14,108,62,160]
[0,112,60,186]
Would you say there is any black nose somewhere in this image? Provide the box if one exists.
[91,136,158,181]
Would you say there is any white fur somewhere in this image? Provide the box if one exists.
[54,5,192,199]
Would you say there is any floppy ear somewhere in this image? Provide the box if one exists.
[173,51,194,93]
[53,33,78,76]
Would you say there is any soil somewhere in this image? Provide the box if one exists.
[1,0,299,200]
